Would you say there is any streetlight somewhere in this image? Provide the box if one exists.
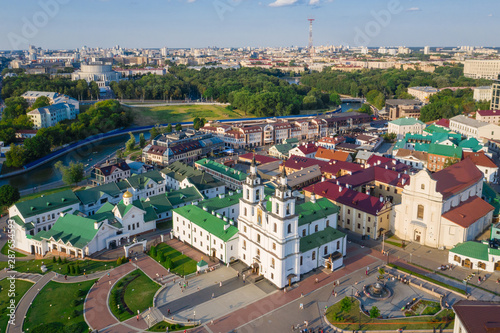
[193,310,196,323]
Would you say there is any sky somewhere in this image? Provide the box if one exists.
[0,0,499,50]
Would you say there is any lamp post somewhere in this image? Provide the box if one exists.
[193,310,196,323]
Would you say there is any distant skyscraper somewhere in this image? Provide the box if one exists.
[424,46,430,55]
[161,47,168,57]
[307,18,315,56]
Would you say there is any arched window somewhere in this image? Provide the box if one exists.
[244,208,247,216]
[287,224,292,234]
[276,203,280,214]
[315,225,319,232]
[286,203,290,215]
[421,184,425,190]
[302,229,306,237]
[417,205,424,219]
[324,246,328,255]
[273,223,277,233]
[312,251,316,260]
[246,189,250,200]
[256,189,260,201]
[271,258,275,268]
[257,234,261,243]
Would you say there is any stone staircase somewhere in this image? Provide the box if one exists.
[11,272,42,283]
[142,307,164,327]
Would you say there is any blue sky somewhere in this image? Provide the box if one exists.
[0,0,499,50]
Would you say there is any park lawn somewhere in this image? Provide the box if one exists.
[1,242,27,257]
[0,279,33,332]
[148,321,197,332]
[326,299,455,331]
[0,258,118,276]
[123,270,160,316]
[152,243,197,276]
[130,104,252,126]
[23,279,95,332]
[18,186,74,203]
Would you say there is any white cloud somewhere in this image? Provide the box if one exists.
[488,13,493,17]
[269,0,298,7]
[406,7,420,11]
[309,0,320,5]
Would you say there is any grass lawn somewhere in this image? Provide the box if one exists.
[326,299,455,331]
[148,321,197,332]
[0,279,33,332]
[18,186,74,203]
[151,243,197,276]
[130,104,252,126]
[110,270,160,321]
[0,257,118,276]
[1,242,27,257]
[23,279,95,333]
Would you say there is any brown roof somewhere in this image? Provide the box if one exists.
[453,301,500,333]
[395,148,428,161]
[147,145,167,156]
[442,196,494,228]
[433,158,483,199]
[463,151,498,168]
[315,147,350,162]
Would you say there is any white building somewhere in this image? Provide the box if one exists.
[237,159,346,289]
[27,102,79,129]
[476,110,500,125]
[71,61,122,87]
[172,205,239,263]
[393,159,494,249]
[473,86,492,102]
[449,115,500,140]
[407,86,440,103]
[464,60,500,80]
[388,118,426,140]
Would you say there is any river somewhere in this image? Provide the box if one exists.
[0,100,360,191]
[0,132,149,191]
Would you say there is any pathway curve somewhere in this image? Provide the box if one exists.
[6,271,55,333]
[84,262,135,331]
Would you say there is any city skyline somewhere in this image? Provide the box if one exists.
[0,0,499,51]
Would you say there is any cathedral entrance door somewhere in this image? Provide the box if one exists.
[414,230,421,243]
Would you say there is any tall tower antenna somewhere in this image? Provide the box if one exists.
[308,18,315,55]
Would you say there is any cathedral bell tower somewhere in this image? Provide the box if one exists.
[271,167,295,219]
[243,155,264,204]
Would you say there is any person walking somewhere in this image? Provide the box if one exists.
[219,281,222,287]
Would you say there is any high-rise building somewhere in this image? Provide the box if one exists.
[423,46,430,55]
[464,60,500,80]
[491,82,500,110]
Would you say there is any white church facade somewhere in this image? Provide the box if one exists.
[237,158,347,289]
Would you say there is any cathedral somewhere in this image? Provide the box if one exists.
[238,157,347,288]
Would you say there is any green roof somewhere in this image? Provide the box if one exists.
[393,140,406,150]
[201,192,243,211]
[271,143,294,155]
[300,227,345,253]
[197,260,208,267]
[146,187,203,214]
[96,202,115,214]
[458,138,483,152]
[424,124,451,134]
[483,183,500,217]
[117,170,164,190]
[390,118,425,126]
[195,158,247,181]
[173,205,238,242]
[295,198,340,227]
[75,182,122,205]
[414,143,430,152]
[450,241,489,261]
[428,144,462,158]
[14,190,80,218]
[284,138,299,144]
[33,214,100,249]
[187,174,225,192]
[161,161,203,182]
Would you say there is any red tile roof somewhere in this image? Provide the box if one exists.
[315,147,351,162]
[453,300,500,333]
[147,145,167,156]
[239,153,280,165]
[305,181,387,215]
[366,155,410,172]
[433,158,483,199]
[96,161,130,175]
[442,196,494,228]
[463,151,498,168]
[477,110,500,117]
[336,166,411,188]
[297,143,319,155]
[434,118,450,128]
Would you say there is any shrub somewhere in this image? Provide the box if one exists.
[69,265,75,274]
[369,306,380,319]
[158,252,166,263]
[117,257,122,265]
[52,256,56,263]
[71,299,79,307]
[340,297,352,313]
[57,256,62,264]
[71,309,79,318]
[75,265,81,275]
[63,257,68,264]
[65,265,70,275]
[150,246,157,258]
[165,256,173,269]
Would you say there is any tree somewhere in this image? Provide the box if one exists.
[125,132,136,151]
[158,252,166,263]
[5,144,27,168]
[30,96,51,110]
[175,123,182,131]
[340,297,352,313]
[369,306,380,319]
[149,126,159,140]
[166,124,172,133]
[2,97,28,120]
[444,157,459,168]
[139,133,146,148]
[23,135,51,161]
[165,256,173,269]
[117,257,122,265]
[55,161,85,186]
[329,92,341,106]
[0,185,20,207]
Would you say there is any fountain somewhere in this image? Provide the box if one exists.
[364,282,392,300]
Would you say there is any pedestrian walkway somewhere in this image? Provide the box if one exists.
[53,270,108,283]
[132,254,171,284]
[6,271,55,333]
[84,262,136,331]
